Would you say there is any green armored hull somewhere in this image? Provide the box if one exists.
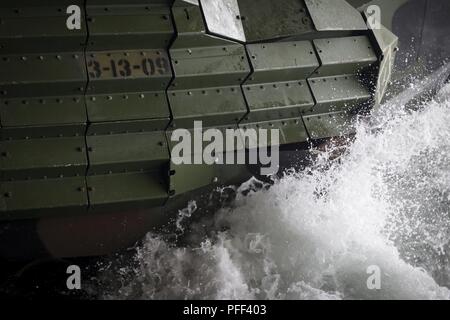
[0,0,448,258]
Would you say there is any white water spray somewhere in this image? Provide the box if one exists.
[96,83,450,300]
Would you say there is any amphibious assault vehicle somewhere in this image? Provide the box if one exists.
[0,0,449,259]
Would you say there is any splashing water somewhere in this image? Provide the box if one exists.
[94,82,450,300]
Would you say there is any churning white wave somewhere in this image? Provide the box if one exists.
[95,82,450,300]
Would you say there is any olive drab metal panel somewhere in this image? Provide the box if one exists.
[304,0,368,31]
[86,171,168,210]
[303,112,357,140]
[312,36,377,77]
[0,0,395,220]
[168,1,250,128]
[231,0,316,42]
[0,0,89,217]
[304,35,377,138]
[200,0,246,42]
[363,9,398,107]
[1,137,87,180]
[0,1,87,54]
[85,0,173,132]
[240,41,316,146]
[308,75,372,114]
[167,0,250,196]
[84,0,173,210]
[243,41,318,114]
[0,177,88,220]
